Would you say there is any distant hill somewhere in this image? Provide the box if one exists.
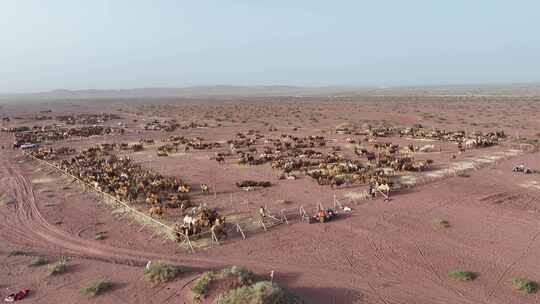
[361,83,540,97]
[1,83,540,101]
[0,85,358,100]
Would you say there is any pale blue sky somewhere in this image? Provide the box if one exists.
[1,1,539,93]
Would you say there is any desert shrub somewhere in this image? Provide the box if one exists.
[81,279,113,297]
[48,258,67,276]
[192,271,215,296]
[449,270,475,281]
[29,257,49,267]
[514,138,540,147]
[217,281,300,304]
[8,250,31,257]
[512,278,537,294]
[95,232,106,240]
[144,261,180,283]
[432,219,450,229]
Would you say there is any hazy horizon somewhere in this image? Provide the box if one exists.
[2,1,540,93]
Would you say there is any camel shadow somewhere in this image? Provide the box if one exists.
[60,262,84,274]
[99,281,129,294]
[390,186,416,196]
[271,272,364,303]
[292,286,364,304]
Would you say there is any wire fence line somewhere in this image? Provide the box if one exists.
[23,152,177,235]
[22,151,251,252]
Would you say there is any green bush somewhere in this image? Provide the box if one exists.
[512,278,537,294]
[432,219,450,229]
[29,257,49,267]
[48,258,67,276]
[449,270,474,281]
[192,271,215,295]
[217,281,300,304]
[81,279,113,297]
[144,261,179,283]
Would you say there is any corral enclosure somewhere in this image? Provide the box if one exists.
[1,94,540,303]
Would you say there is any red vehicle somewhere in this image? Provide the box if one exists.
[4,289,29,302]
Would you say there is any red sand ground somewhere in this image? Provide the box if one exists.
[1,96,540,303]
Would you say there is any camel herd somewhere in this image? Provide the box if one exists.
[28,146,76,160]
[214,132,406,188]
[371,125,506,147]
[207,126,507,192]
[174,205,226,239]
[143,119,209,132]
[9,112,512,247]
[57,147,190,205]
[7,125,124,148]
[16,121,507,198]
[158,135,221,155]
[144,119,180,132]
[56,113,121,125]
[30,144,227,239]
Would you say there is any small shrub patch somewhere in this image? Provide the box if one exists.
[512,278,537,294]
[144,261,180,284]
[81,279,113,297]
[432,219,450,229]
[48,258,67,276]
[449,270,475,281]
[29,257,49,267]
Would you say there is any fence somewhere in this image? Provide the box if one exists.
[22,151,210,252]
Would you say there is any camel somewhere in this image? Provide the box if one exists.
[200,184,209,194]
[419,144,436,152]
[330,175,349,188]
[278,172,297,180]
[183,215,195,226]
[211,218,228,239]
[131,143,144,152]
[149,206,164,218]
[464,139,477,149]
[178,184,190,193]
[180,207,224,236]
[412,159,433,171]
[376,183,390,194]
[457,142,465,153]
[214,154,225,164]
[167,194,181,208]
[145,193,160,206]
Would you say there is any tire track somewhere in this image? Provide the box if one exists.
[487,230,540,297]
[415,242,465,298]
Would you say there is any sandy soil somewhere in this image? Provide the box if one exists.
[1,96,540,303]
